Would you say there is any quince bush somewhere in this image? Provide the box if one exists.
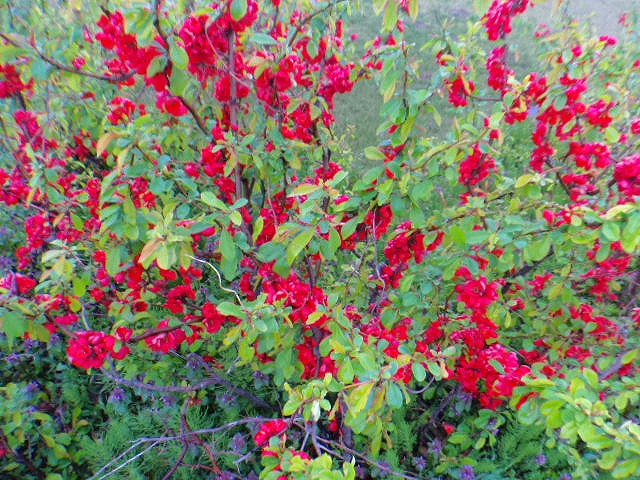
[0,0,638,478]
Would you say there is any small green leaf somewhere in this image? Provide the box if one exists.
[251,32,278,45]
[449,225,467,246]
[611,458,640,479]
[286,227,315,265]
[0,45,31,63]
[201,191,227,210]
[230,0,248,20]
[349,382,374,414]
[216,301,246,320]
[169,40,189,70]
[170,67,189,96]
[602,222,621,242]
[338,359,355,384]
[412,363,427,382]
[386,382,403,408]
[1,311,28,342]
[219,230,238,280]
[515,173,535,188]
[146,54,167,78]
[364,146,386,161]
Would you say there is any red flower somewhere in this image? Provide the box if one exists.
[156,91,189,117]
[67,331,116,369]
[0,273,37,294]
[458,144,496,187]
[254,419,288,446]
[445,70,475,107]
[144,319,187,353]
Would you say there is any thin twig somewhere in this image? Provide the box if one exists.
[0,32,135,83]
[188,255,243,304]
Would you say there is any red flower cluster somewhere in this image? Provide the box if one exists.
[384,222,426,266]
[484,0,532,41]
[67,331,124,369]
[458,144,497,187]
[96,11,165,88]
[455,343,531,409]
[340,205,394,249]
[583,242,632,301]
[144,319,188,353]
[486,46,513,93]
[568,142,611,170]
[254,419,288,446]
[614,154,640,202]
[445,66,475,107]
[0,273,37,294]
[0,63,34,98]
[107,96,136,124]
[569,304,619,341]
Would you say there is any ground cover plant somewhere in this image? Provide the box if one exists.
[0,0,639,479]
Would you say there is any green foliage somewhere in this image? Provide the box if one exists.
[0,0,639,479]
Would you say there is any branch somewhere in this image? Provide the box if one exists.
[129,319,201,343]
[102,360,275,410]
[0,32,135,83]
[134,417,270,444]
[101,367,221,393]
[161,442,189,480]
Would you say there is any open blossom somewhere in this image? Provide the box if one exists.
[486,45,513,92]
[454,267,500,311]
[458,144,497,186]
[445,68,475,107]
[484,0,532,41]
[67,331,117,369]
[254,419,288,446]
[615,154,640,201]
[0,273,37,294]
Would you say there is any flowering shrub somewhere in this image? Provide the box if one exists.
[0,0,639,479]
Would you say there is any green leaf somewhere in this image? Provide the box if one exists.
[338,359,355,384]
[219,230,238,280]
[230,0,248,20]
[169,41,189,70]
[202,191,228,210]
[0,45,31,63]
[146,54,167,78]
[524,236,551,262]
[386,382,403,408]
[106,246,122,276]
[382,1,398,31]
[598,447,621,470]
[449,225,466,246]
[216,301,246,320]
[286,227,315,265]
[621,349,638,365]
[170,67,189,96]
[364,146,386,161]
[251,32,278,45]
[612,458,640,479]
[488,359,505,374]
[412,362,427,382]
[349,382,374,414]
[515,173,535,188]
[1,311,28,342]
[602,222,621,242]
